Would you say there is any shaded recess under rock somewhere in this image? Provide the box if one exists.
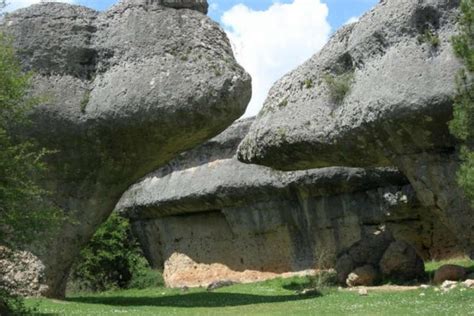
[118,118,462,288]
[0,0,250,298]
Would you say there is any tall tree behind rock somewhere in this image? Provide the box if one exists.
[449,0,474,202]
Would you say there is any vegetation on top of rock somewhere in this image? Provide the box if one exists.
[449,0,474,202]
[323,71,354,104]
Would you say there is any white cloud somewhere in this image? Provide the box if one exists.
[3,0,75,12]
[344,16,360,25]
[221,0,331,117]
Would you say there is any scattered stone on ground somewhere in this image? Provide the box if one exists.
[206,280,236,292]
[298,288,322,297]
[441,280,458,291]
[358,288,368,296]
[463,279,474,288]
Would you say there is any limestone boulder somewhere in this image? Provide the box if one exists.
[237,0,473,257]
[118,119,458,288]
[433,264,467,284]
[1,0,250,297]
[379,240,425,282]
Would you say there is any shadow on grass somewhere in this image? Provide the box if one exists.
[67,292,315,308]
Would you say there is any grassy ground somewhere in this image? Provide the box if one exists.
[26,269,474,316]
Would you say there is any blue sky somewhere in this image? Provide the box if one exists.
[36,0,377,31]
[6,0,378,116]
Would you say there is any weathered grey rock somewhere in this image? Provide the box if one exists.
[1,0,250,298]
[379,240,425,282]
[346,265,379,287]
[118,119,460,288]
[237,0,473,257]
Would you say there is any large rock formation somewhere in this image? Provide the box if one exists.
[237,0,473,257]
[0,0,251,297]
[118,118,462,288]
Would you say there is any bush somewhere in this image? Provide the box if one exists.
[69,213,158,292]
[323,72,354,104]
[449,0,474,202]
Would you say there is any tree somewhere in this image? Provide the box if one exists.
[69,213,157,292]
[0,32,61,248]
[0,6,62,313]
[449,0,474,202]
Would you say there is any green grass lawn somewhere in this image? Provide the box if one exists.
[26,273,474,316]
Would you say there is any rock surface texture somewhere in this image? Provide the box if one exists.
[237,0,474,257]
[118,118,461,288]
[1,0,250,298]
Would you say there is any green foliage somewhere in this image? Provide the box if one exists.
[0,32,62,247]
[70,214,155,292]
[0,288,37,315]
[128,267,164,290]
[304,78,314,89]
[323,72,354,104]
[417,29,440,47]
[449,0,474,202]
[80,90,90,113]
[0,31,62,316]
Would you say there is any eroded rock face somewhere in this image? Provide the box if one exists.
[1,0,250,297]
[237,0,473,257]
[118,119,461,288]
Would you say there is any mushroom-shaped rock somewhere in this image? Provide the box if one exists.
[1,0,250,298]
[117,118,460,288]
[237,0,473,257]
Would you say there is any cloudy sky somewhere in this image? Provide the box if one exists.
[4,0,377,117]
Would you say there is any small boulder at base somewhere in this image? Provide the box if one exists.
[434,265,467,284]
[346,265,379,287]
[379,240,425,282]
[463,279,474,288]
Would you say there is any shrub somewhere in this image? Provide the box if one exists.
[323,72,354,104]
[69,213,157,292]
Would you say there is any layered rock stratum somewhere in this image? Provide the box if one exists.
[118,118,462,288]
[1,0,250,297]
[237,0,473,257]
